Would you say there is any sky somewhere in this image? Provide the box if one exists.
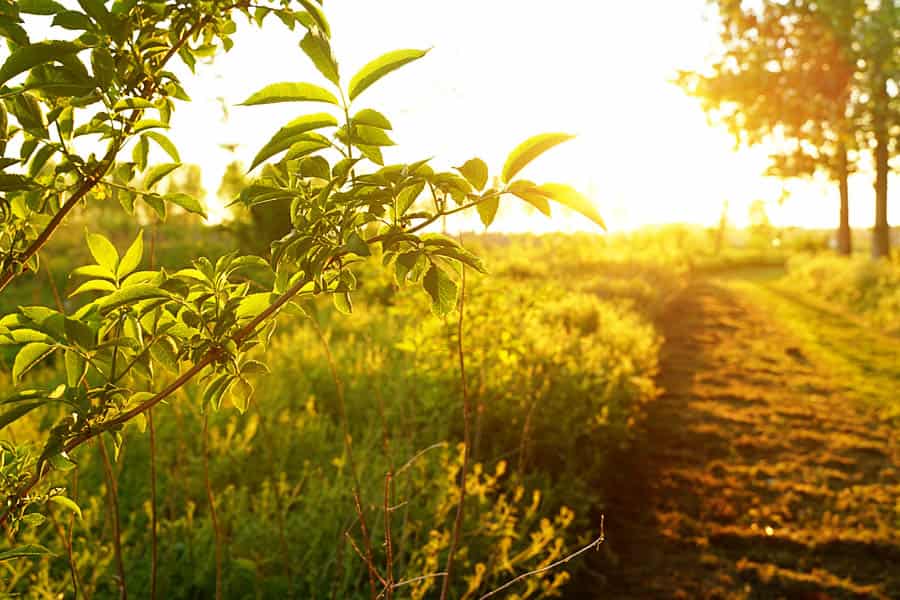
[17,1,899,232]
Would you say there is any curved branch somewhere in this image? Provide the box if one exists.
[0,11,221,294]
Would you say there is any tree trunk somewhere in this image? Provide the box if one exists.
[871,0,892,259]
[873,128,889,259]
[837,141,851,255]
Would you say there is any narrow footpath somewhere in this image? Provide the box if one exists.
[588,278,900,599]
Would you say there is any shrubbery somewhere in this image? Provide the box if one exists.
[786,253,900,333]
[2,232,668,597]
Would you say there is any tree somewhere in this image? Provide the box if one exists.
[863,0,898,257]
[679,0,896,256]
[0,0,604,595]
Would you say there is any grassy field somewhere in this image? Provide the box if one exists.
[3,224,900,599]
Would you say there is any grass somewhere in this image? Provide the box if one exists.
[4,228,900,598]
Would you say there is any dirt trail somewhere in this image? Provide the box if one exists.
[589,279,900,599]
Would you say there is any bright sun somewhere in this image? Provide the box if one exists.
[158,0,872,232]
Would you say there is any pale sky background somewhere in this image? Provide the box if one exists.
[17,1,899,232]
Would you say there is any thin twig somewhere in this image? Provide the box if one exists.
[377,572,447,599]
[477,519,605,600]
[0,13,219,294]
[147,222,159,600]
[383,472,394,600]
[148,408,158,600]
[345,530,387,588]
[249,395,294,588]
[314,319,380,599]
[98,437,127,600]
[202,413,223,600]
[395,442,447,476]
[48,511,80,597]
[440,244,470,600]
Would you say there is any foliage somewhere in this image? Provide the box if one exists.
[0,0,612,597]
[0,232,672,597]
[784,252,900,334]
[680,0,899,256]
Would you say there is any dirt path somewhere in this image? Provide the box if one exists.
[589,279,900,599]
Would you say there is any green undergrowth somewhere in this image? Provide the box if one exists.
[720,268,900,421]
[1,231,686,598]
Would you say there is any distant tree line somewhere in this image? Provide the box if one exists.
[680,0,898,257]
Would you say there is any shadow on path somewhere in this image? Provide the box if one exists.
[575,279,899,599]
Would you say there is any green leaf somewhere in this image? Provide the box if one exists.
[49,495,82,519]
[298,0,330,36]
[71,264,114,280]
[422,264,457,317]
[0,329,52,345]
[117,230,143,278]
[57,106,73,138]
[0,401,48,430]
[64,349,85,387]
[235,292,275,320]
[508,180,551,216]
[90,46,114,89]
[133,135,149,170]
[250,113,337,170]
[348,48,429,101]
[345,231,371,257]
[144,162,180,189]
[0,41,83,87]
[299,155,330,179]
[501,133,574,183]
[77,0,113,32]
[20,0,65,16]
[64,317,95,348]
[396,181,424,216]
[0,545,52,562]
[132,119,168,134]
[113,97,155,111]
[352,108,392,130]
[98,284,171,314]
[164,193,206,218]
[86,231,118,272]
[284,138,330,161]
[13,342,57,383]
[0,173,38,192]
[333,291,352,314]
[455,158,488,191]
[51,10,94,31]
[355,144,383,165]
[299,31,340,87]
[239,82,339,106]
[477,194,499,228]
[7,93,45,135]
[150,337,178,372]
[536,183,606,230]
[240,360,270,376]
[202,374,232,411]
[69,279,117,298]
[229,377,253,413]
[144,131,180,162]
[352,125,394,146]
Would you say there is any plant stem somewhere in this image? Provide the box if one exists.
[0,12,219,294]
[148,408,159,600]
[440,249,470,600]
[99,437,127,600]
[384,472,394,600]
[202,412,223,600]
[313,319,379,599]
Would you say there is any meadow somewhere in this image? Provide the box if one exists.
[4,214,900,598]
[1,218,683,598]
